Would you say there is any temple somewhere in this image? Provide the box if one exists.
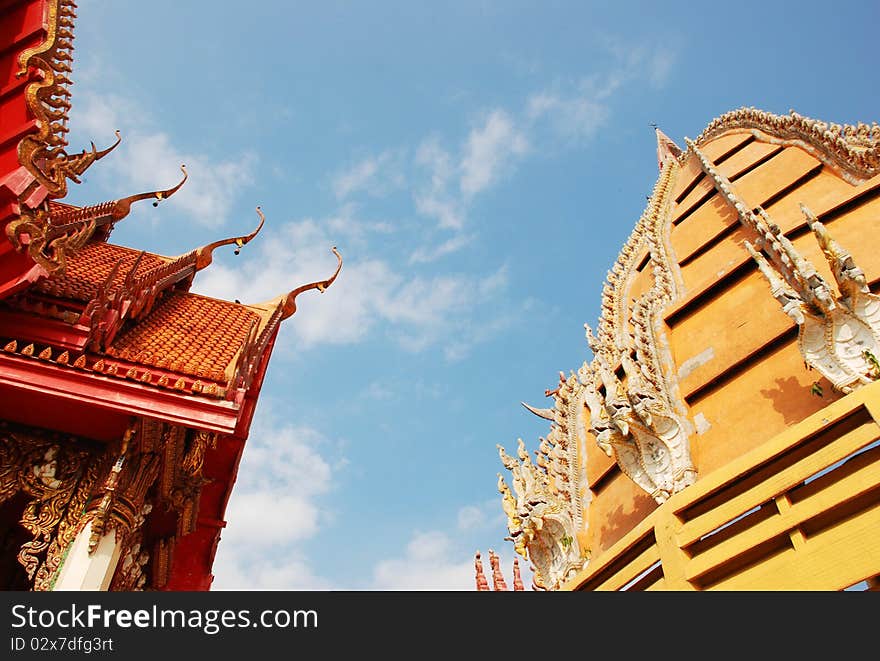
[486,108,880,590]
[0,0,340,590]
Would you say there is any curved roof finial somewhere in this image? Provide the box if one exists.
[194,206,265,270]
[275,247,343,320]
[111,164,188,220]
[94,130,122,161]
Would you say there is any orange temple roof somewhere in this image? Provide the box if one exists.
[106,292,261,383]
[33,242,168,301]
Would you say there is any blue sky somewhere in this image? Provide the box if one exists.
[63,1,879,589]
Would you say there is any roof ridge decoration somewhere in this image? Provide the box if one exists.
[15,0,118,200]
[488,549,508,590]
[583,325,696,502]
[688,107,880,185]
[499,142,698,585]
[655,127,682,170]
[688,137,880,393]
[192,206,265,270]
[498,368,588,590]
[275,246,344,320]
[596,149,684,355]
[585,152,694,500]
[5,165,187,278]
[83,202,263,328]
[474,550,490,590]
[473,550,526,591]
[227,247,343,398]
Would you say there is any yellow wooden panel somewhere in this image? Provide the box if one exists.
[594,543,661,591]
[563,520,658,591]
[709,499,880,590]
[717,141,781,180]
[685,456,880,581]
[679,419,879,546]
[729,146,821,210]
[670,193,738,262]
[672,156,704,201]
[697,132,754,164]
[673,178,716,224]
[668,385,879,515]
[672,142,778,224]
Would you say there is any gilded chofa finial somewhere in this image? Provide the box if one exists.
[193,206,265,270]
[94,130,122,161]
[270,247,343,320]
[110,164,188,220]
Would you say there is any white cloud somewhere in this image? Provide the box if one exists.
[370,502,533,590]
[414,138,464,231]
[648,48,676,87]
[372,531,476,590]
[193,217,511,358]
[211,421,339,590]
[408,233,474,264]
[460,110,528,197]
[526,90,608,142]
[457,505,485,531]
[333,149,406,199]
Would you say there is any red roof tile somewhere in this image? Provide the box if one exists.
[34,242,167,302]
[105,292,260,383]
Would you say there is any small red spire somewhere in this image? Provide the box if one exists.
[474,551,490,591]
[512,557,525,591]
[489,549,508,591]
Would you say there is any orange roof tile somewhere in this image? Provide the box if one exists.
[34,242,167,302]
[105,292,260,383]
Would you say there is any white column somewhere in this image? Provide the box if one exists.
[51,521,122,591]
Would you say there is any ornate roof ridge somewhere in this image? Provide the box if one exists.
[685,107,880,183]
[6,165,188,279]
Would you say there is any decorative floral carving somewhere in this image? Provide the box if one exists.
[108,503,152,592]
[0,423,103,589]
[583,328,696,503]
[87,423,159,553]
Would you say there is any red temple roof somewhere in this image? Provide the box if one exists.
[0,0,343,592]
[34,242,168,301]
[106,292,261,384]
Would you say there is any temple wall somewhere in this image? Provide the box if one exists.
[581,131,880,559]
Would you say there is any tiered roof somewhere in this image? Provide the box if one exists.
[0,0,342,590]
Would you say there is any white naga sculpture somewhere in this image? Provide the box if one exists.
[745,203,880,393]
[498,371,589,590]
[583,326,696,504]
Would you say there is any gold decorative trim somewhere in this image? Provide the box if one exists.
[14,1,119,198]
[193,206,265,270]
[0,423,104,590]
